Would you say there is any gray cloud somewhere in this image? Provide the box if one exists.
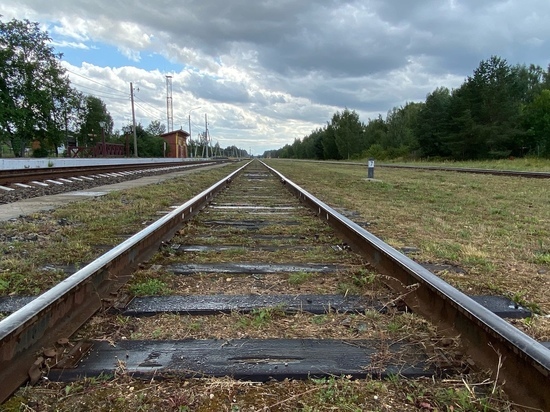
[2,0,550,154]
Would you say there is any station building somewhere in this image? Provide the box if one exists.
[160,129,190,158]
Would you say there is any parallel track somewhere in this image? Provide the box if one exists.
[0,160,549,409]
[299,159,550,179]
[377,163,550,178]
[0,160,220,186]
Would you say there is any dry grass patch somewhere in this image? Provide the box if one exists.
[80,308,440,344]
[123,266,394,298]
[152,243,363,266]
[5,372,516,411]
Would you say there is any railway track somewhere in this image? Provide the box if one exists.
[303,159,550,179]
[377,163,550,179]
[0,160,220,188]
[0,160,549,410]
[0,160,223,205]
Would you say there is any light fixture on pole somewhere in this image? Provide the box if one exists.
[99,121,106,157]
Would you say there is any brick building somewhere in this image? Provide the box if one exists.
[160,129,190,158]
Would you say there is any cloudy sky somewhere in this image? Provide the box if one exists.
[2,1,550,155]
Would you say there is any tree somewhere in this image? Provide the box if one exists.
[132,122,166,157]
[384,102,422,157]
[146,120,166,137]
[302,128,324,159]
[76,95,113,147]
[523,89,550,157]
[416,87,452,158]
[0,18,75,157]
[332,109,364,159]
[363,115,387,155]
[321,123,340,160]
[448,56,525,158]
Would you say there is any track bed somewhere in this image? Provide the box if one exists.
[1,161,548,411]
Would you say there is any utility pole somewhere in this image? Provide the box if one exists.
[188,114,192,157]
[130,82,138,157]
[205,113,209,158]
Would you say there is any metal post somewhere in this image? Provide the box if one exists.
[188,114,192,155]
[205,113,209,158]
[367,158,375,179]
[99,121,106,157]
[130,82,138,157]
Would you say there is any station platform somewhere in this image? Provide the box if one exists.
[0,162,227,222]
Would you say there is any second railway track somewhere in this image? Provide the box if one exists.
[0,160,549,410]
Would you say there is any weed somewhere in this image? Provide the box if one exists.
[251,307,275,327]
[236,307,286,329]
[334,270,378,295]
[508,291,542,315]
[0,279,9,294]
[64,382,83,395]
[386,321,401,333]
[534,251,550,265]
[311,315,327,325]
[129,279,169,296]
[363,310,381,321]
[386,373,400,385]
[188,321,202,331]
[288,271,313,285]
[352,271,377,287]
[310,376,361,410]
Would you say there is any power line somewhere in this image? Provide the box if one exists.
[134,95,165,117]
[65,69,129,97]
[70,82,130,101]
[70,81,129,97]
[134,102,165,119]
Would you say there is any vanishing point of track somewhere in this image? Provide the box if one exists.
[0,160,549,410]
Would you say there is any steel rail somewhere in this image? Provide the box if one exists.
[0,161,218,185]
[0,161,251,403]
[262,161,550,410]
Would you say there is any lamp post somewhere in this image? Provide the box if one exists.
[188,106,201,158]
[98,121,106,157]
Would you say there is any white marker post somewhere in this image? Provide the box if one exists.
[367,159,375,179]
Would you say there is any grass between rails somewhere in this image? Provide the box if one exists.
[6,373,515,412]
[0,163,244,296]
[265,159,550,339]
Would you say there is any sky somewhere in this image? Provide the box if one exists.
[2,1,550,155]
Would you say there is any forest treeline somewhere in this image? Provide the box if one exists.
[265,56,550,160]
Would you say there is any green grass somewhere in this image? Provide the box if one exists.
[266,159,550,316]
[128,279,169,296]
[288,271,315,285]
[237,307,286,328]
